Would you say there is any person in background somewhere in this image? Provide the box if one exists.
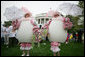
[37,33,42,47]
[4,25,13,47]
[1,24,6,45]
[65,33,69,44]
[46,31,49,41]
[78,29,82,43]
[4,25,9,46]
[41,33,46,41]
[8,28,17,47]
[82,31,84,43]
[73,31,76,43]
[76,32,78,42]
[69,33,73,42]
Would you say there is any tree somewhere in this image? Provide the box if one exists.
[66,15,80,33]
[66,1,84,33]
[78,1,84,14]
[78,1,84,29]
[4,21,12,27]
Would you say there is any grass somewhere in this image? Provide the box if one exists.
[1,41,84,56]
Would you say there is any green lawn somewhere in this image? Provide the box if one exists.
[1,41,84,56]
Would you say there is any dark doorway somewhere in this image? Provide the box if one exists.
[39,25,42,29]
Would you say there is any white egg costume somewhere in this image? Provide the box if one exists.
[16,18,33,43]
[48,16,67,43]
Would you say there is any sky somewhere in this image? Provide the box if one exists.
[1,1,79,24]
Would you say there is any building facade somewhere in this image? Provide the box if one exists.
[35,13,52,28]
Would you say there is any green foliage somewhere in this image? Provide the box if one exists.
[66,1,84,32]
[78,1,84,14]
[78,1,84,9]
[66,15,79,32]
[4,21,12,27]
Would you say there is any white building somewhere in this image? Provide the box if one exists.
[35,13,52,28]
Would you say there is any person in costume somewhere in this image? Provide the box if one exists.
[12,7,37,56]
[17,13,33,56]
[49,12,64,56]
[43,11,73,56]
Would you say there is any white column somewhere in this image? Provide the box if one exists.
[44,18,46,24]
[48,17,50,21]
[44,18,45,24]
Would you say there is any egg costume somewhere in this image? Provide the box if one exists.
[43,11,73,53]
[16,18,33,43]
[49,16,67,43]
[17,17,34,50]
[12,7,38,50]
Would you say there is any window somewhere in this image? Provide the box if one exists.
[41,18,44,24]
[46,18,49,23]
[38,19,40,24]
